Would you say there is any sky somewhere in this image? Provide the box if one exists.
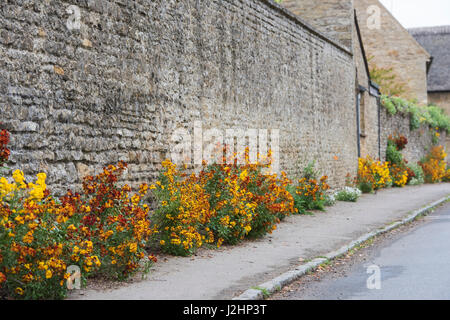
[379,0,450,28]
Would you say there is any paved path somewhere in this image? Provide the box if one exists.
[69,183,450,300]
[278,201,450,300]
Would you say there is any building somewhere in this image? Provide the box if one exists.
[280,0,447,162]
[281,0,431,107]
[410,26,450,110]
[281,0,382,159]
[353,0,431,104]
[410,26,450,152]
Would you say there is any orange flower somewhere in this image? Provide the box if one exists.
[0,272,6,285]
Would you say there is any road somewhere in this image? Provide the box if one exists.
[274,201,450,300]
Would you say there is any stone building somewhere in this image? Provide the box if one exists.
[281,0,382,159]
[410,26,450,152]
[279,0,354,50]
[280,0,444,162]
[410,26,450,110]
[353,0,431,104]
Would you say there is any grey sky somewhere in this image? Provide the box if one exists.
[379,0,450,28]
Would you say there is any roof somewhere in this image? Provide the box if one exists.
[409,26,450,92]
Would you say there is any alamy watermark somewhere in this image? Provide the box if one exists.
[66,5,81,31]
[170,121,280,174]
[66,265,81,290]
[366,264,381,290]
[367,5,381,30]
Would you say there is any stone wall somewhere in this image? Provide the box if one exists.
[0,0,357,194]
[380,109,447,164]
[360,91,380,159]
[281,0,354,50]
[429,92,450,116]
[429,92,450,154]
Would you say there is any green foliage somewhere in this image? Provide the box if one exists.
[407,163,424,185]
[386,140,403,166]
[302,161,320,180]
[381,95,450,133]
[286,185,309,215]
[409,105,421,131]
[382,96,397,115]
[335,187,362,202]
[358,182,373,194]
[288,161,330,214]
[369,57,406,97]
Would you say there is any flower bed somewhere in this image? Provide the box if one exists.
[0,158,155,299]
[152,153,296,256]
[1,127,447,299]
[357,156,391,193]
[356,132,447,193]
[419,146,447,183]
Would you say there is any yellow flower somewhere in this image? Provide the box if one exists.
[15,287,24,296]
[12,170,25,184]
[129,243,138,253]
[36,172,47,182]
[46,270,53,279]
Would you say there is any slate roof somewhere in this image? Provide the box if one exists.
[409,26,450,92]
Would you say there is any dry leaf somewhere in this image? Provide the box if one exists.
[54,66,64,76]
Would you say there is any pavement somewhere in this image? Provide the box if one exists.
[68,183,450,300]
[275,201,450,300]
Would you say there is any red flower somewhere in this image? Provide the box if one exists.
[0,129,10,165]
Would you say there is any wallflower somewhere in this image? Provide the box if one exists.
[15,287,24,296]
[129,243,138,253]
[1,157,155,299]
[0,272,6,286]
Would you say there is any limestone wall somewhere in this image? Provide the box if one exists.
[0,0,357,193]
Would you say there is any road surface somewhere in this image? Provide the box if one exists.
[275,201,450,300]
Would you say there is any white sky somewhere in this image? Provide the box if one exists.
[379,0,450,28]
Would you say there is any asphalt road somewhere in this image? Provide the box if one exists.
[276,202,450,300]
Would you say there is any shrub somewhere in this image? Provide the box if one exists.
[77,162,155,280]
[357,156,391,193]
[151,151,296,256]
[334,187,362,202]
[443,166,450,183]
[0,161,155,299]
[369,59,406,97]
[295,176,330,211]
[286,185,308,215]
[386,142,403,166]
[431,128,440,145]
[385,134,409,188]
[390,134,408,151]
[323,193,336,207]
[407,163,425,185]
[389,164,409,187]
[381,96,450,133]
[419,146,447,183]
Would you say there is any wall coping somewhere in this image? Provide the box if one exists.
[260,0,353,56]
